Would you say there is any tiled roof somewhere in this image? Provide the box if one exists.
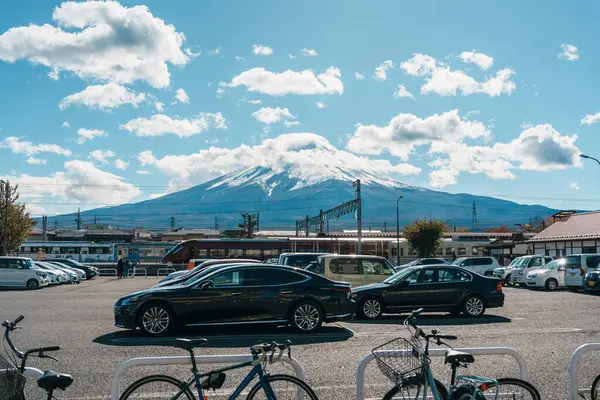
[529,212,600,242]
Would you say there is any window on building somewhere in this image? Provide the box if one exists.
[583,246,597,254]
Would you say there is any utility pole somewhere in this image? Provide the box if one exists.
[3,181,10,256]
[76,208,81,230]
[54,220,57,230]
[240,213,248,238]
[42,216,47,242]
[471,202,478,231]
[247,214,255,238]
[354,180,362,255]
[319,209,324,233]
[256,212,260,232]
[94,215,97,224]
[214,216,219,230]
[305,215,309,237]
[170,216,175,231]
[396,196,403,267]
[384,222,387,232]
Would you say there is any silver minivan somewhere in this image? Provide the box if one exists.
[309,255,396,286]
[565,253,600,292]
[0,257,48,289]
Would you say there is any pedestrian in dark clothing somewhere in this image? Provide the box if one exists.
[116,258,124,279]
[124,259,130,278]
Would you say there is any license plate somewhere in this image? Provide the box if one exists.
[571,273,576,277]
[589,281,596,286]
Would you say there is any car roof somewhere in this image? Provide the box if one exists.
[0,256,32,260]
[319,254,387,259]
[280,252,332,257]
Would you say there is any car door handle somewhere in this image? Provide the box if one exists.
[231,292,244,296]
[280,290,293,294]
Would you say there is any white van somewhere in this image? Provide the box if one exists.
[564,253,600,291]
[510,255,553,287]
[451,257,501,277]
[0,257,48,289]
[308,255,396,286]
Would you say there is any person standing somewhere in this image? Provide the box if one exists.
[116,258,124,279]
[124,259,130,278]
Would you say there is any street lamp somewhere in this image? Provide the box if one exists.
[580,153,600,166]
[396,196,404,267]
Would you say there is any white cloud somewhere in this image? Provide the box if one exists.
[173,88,190,104]
[0,1,189,88]
[248,99,262,105]
[252,44,273,56]
[284,121,301,127]
[354,72,365,80]
[26,157,47,165]
[208,48,221,56]
[288,54,296,59]
[1,160,141,205]
[235,56,245,62]
[252,107,296,124]
[570,181,580,191]
[0,137,71,156]
[216,88,225,98]
[581,111,600,125]
[89,149,116,163]
[59,83,146,111]
[226,67,343,96]
[393,84,414,99]
[300,48,318,56]
[136,170,150,175]
[154,101,165,112]
[559,44,579,61]
[62,121,70,128]
[316,102,326,109]
[120,113,228,138]
[184,48,200,58]
[76,128,107,144]
[114,159,129,170]
[459,51,494,70]
[401,53,516,97]
[373,60,393,81]
[137,133,421,192]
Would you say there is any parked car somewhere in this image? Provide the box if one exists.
[584,266,600,293]
[46,261,86,281]
[565,253,600,292]
[510,255,553,287]
[155,259,261,287]
[34,262,68,284]
[526,259,566,291]
[38,261,79,283]
[186,258,211,270]
[493,257,523,285]
[278,253,333,268]
[114,264,355,336]
[396,258,449,270]
[308,255,396,286]
[351,265,504,319]
[43,258,98,279]
[0,257,48,289]
[451,256,501,276]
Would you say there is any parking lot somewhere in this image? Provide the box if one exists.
[1,278,600,400]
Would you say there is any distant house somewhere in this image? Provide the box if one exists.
[529,211,600,257]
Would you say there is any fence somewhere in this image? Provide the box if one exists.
[356,347,528,400]
[569,343,600,399]
[110,354,305,400]
[98,268,117,277]
[157,267,176,277]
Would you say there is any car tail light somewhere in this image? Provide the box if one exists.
[580,267,585,276]
[496,282,503,292]
[329,286,351,293]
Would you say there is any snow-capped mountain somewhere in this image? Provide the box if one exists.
[45,165,557,230]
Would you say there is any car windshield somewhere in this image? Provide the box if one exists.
[384,267,418,284]
[542,260,564,270]
[508,258,522,267]
[512,258,529,269]
[451,258,466,265]
[182,265,227,286]
[26,259,38,269]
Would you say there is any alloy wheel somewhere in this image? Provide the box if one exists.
[363,299,381,318]
[293,304,321,331]
[465,297,484,316]
[547,280,557,290]
[142,307,170,334]
[26,280,39,290]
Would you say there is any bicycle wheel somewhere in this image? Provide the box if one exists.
[246,374,319,400]
[478,377,541,400]
[119,374,196,400]
[592,373,600,400]
[382,376,448,400]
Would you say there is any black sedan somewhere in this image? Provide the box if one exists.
[114,264,355,336]
[352,265,504,319]
[584,267,600,293]
[44,258,99,279]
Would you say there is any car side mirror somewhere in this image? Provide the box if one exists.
[398,280,410,287]
[199,281,214,290]
[558,266,565,271]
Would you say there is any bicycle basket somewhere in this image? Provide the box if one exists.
[372,338,430,383]
[0,353,26,400]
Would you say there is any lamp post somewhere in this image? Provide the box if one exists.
[396,196,404,267]
[580,153,600,166]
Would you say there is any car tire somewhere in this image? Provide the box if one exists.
[26,279,40,290]
[290,301,323,333]
[138,303,175,337]
[567,286,579,292]
[503,274,511,285]
[518,283,527,288]
[358,297,383,320]
[545,278,559,291]
[463,295,486,317]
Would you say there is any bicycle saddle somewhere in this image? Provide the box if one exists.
[444,350,475,364]
[37,370,74,391]
[174,338,209,350]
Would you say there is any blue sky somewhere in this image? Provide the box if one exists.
[0,0,598,218]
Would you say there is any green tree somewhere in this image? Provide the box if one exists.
[0,180,34,256]
[403,218,446,257]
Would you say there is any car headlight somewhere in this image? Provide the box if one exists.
[121,296,141,305]
[36,271,46,278]
[519,271,524,275]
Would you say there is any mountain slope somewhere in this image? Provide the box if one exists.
[46,166,557,230]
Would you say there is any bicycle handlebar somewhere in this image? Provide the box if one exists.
[251,340,292,364]
[3,315,61,370]
[404,309,458,344]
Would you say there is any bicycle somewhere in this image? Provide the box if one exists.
[1,315,73,400]
[120,338,319,400]
[374,308,541,400]
[589,373,600,400]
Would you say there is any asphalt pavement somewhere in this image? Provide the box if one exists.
[1,278,599,400]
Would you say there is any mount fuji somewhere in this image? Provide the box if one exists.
[45,165,556,231]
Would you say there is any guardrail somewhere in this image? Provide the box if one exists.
[110,354,305,400]
[356,347,528,400]
[98,268,117,277]
[569,343,600,399]
[156,267,176,277]
[131,268,147,278]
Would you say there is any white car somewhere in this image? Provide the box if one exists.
[493,257,523,285]
[34,262,67,284]
[50,261,86,281]
[40,262,79,283]
[0,257,49,289]
[564,254,600,292]
[510,255,554,287]
[526,259,566,291]
[451,257,501,276]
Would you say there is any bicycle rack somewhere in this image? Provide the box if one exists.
[569,343,600,400]
[132,268,147,278]
[156,267,176,277]
[110,354,306,400]
[356,347,529,400]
